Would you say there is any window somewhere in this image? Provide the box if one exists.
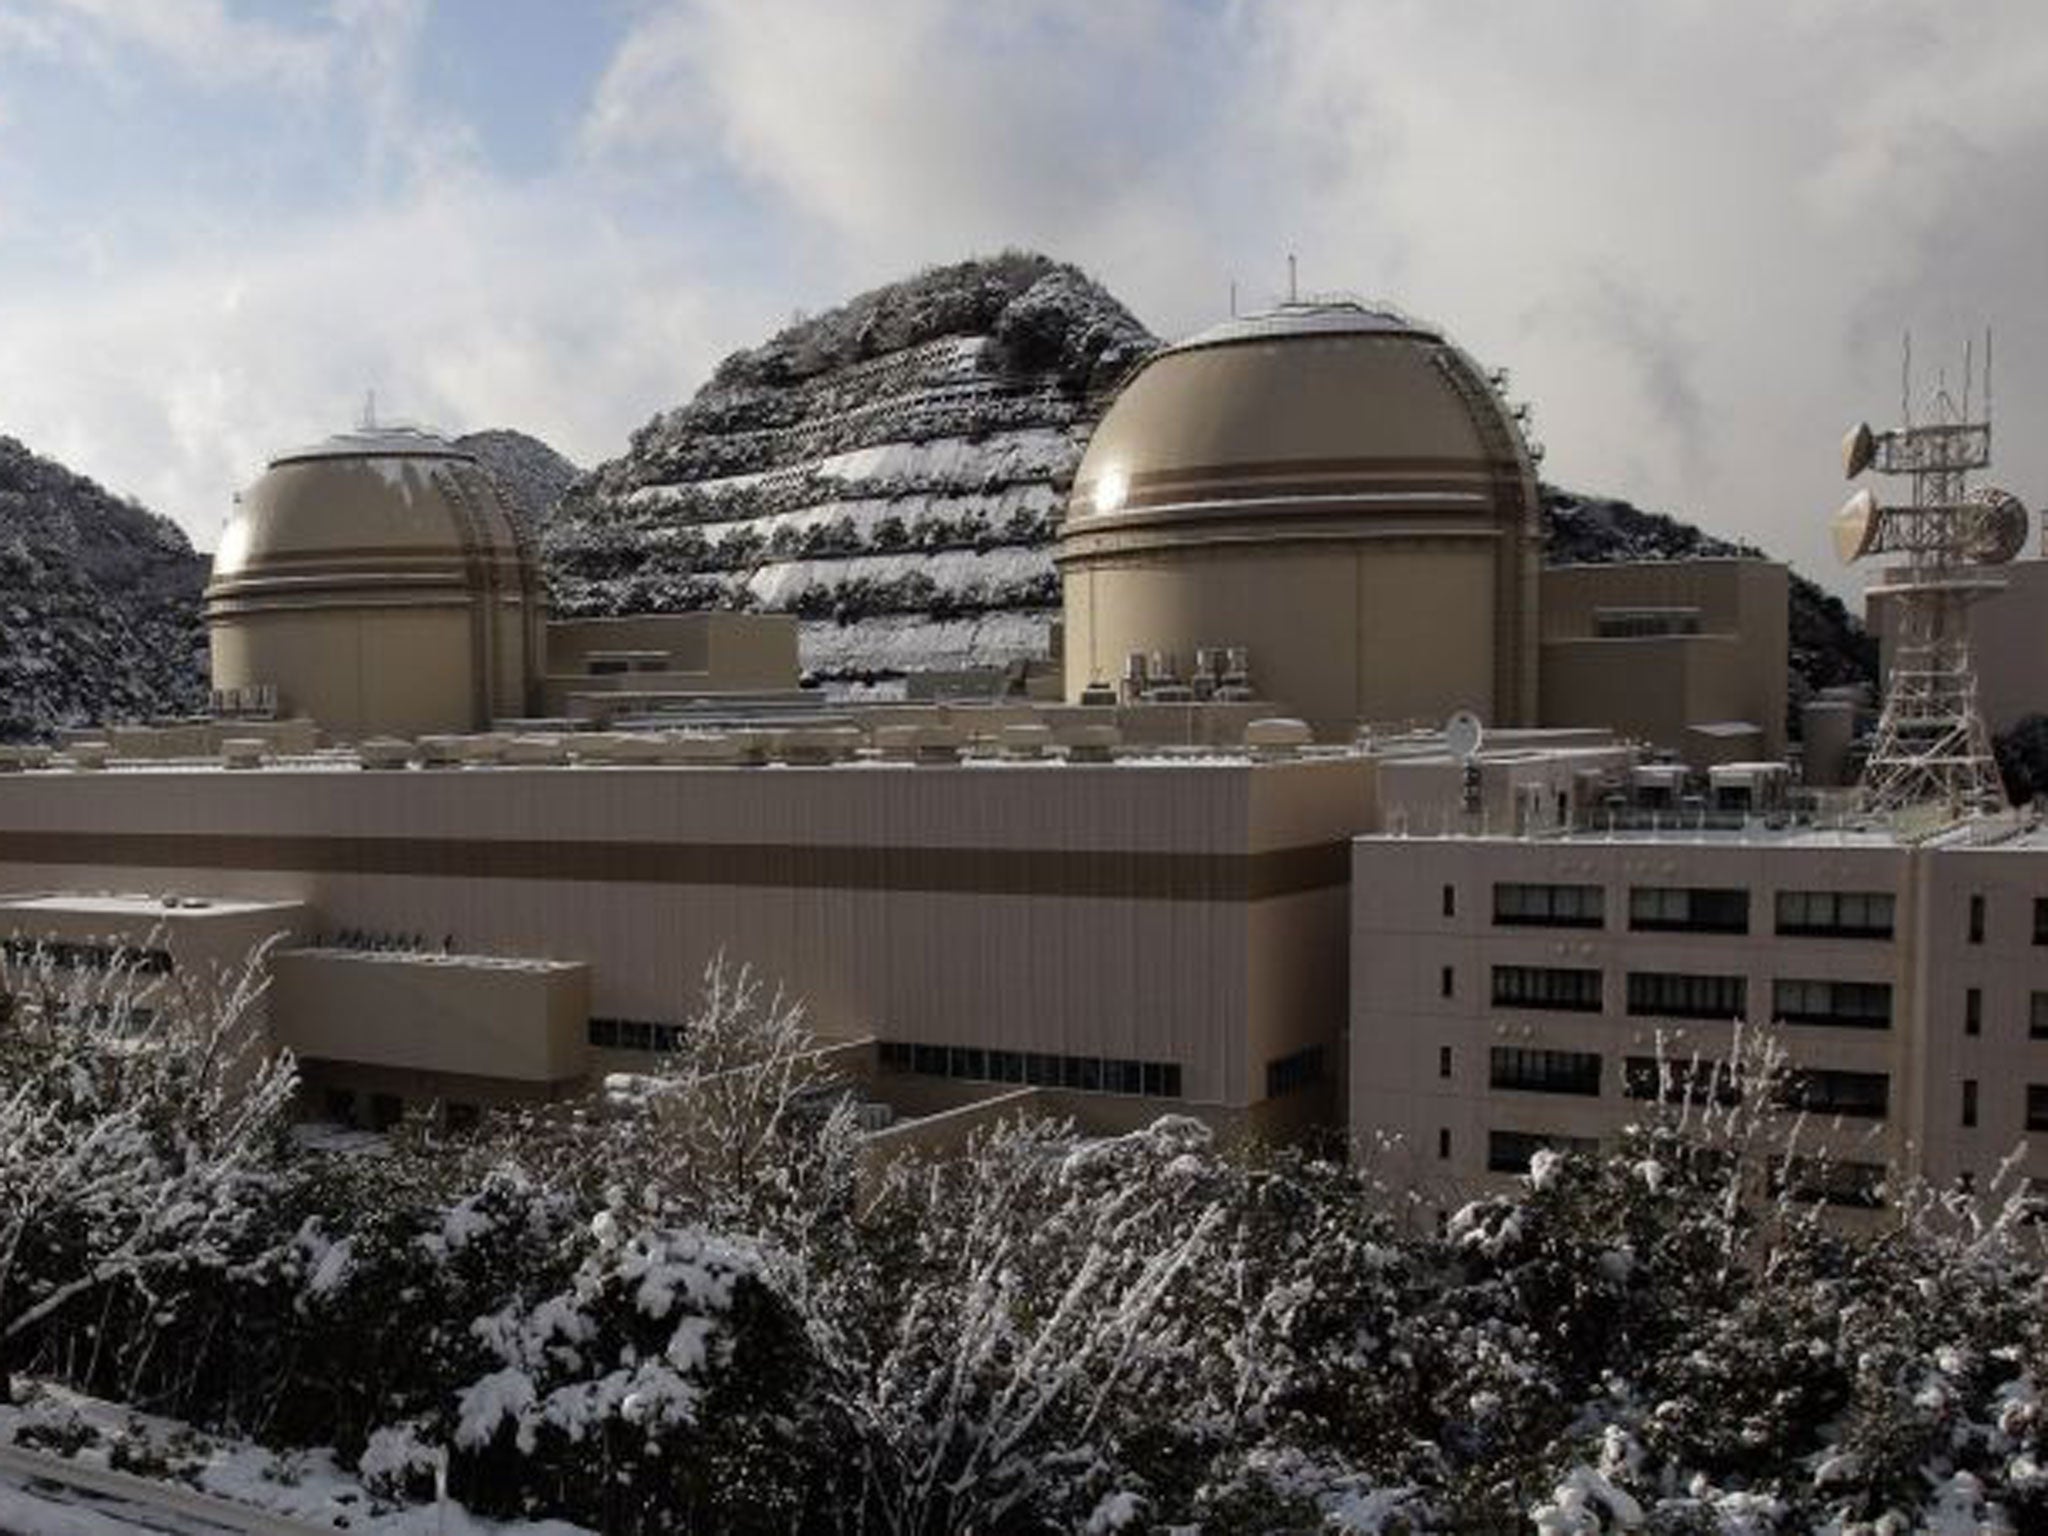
[1266,1045,1327,1098]
[1775,1069,1889,1120]
[1490,1046,1602,1096]
[589,1017,683,1053]
[2034,992,2048,1041]
[2030,1086,2048,1133]
[1493,882,1604,929]
[1772,978,1892,1030]
[1773,1157,1885,1208]
[1487,1129,1598,1174]
[1969,894,1985,944]
[1438,1045,1453,1080]
[1438,1127,1451,1160]
[1630,886,1749,935]
[1962,1079,1978,1129]
[1776,890,1895,939]
[1626,971,1747,1021]
[1492,965,1603,1012]
[1966,988,1982,1037]
[2036,899,2048,945]
[1440,965,1454,999]
[323,1088,357,1127]
[1623,1055,1739,1106]
[369,1093,403,1131]
[882,1039,1182,1099]
[1442,884,1456,918]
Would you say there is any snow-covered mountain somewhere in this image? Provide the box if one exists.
[455,428,581,537]
[0,435,208,740]
[543,252,1155,683]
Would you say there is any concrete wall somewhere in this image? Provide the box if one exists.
[271,948,589,1085]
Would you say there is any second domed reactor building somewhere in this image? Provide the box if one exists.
[1058,300,1542,733]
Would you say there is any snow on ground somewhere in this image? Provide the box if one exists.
[0,1383,590,1535]
[630,424,1075,509]
[748,544,1053,610]
[797,609,1053,676]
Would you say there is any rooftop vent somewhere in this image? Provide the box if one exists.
[220,738,267,771]
[503,735,570,767]
[417,735,465,768]
[1243,717,1313,760]
[68,741,111,771]
[1065,723,1122,764]
[356,737,412,771]
[1000,722,1054,760]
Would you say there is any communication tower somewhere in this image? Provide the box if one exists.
[1833,337,2028,813]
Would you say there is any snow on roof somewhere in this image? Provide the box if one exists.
[1172,300,1436,353]
[269,424,471,467]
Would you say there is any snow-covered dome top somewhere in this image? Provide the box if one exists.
[1170,299,1434,355]
[268,424,476,468]
[210,425,524,580]
[204,423,542,738]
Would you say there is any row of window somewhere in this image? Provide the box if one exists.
[0,938,174,975]
[1483,883,2048,946]
[1490,1045,1892,1118]
[1488,884,1897,939]
[1485,1131,1889,1208]
[1491,965,1894,1029]
[588,1017,687,1053]
[877,1040,1184,1099]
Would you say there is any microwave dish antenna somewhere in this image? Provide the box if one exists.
[1836,330,2020,814]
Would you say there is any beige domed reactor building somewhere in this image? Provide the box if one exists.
[1059,301,1543,734]
[206,428,546,739]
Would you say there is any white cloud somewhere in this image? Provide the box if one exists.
[6,0,2048,601]
[574,0,2048,594]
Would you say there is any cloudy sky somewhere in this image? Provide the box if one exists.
[0,0,2043,594]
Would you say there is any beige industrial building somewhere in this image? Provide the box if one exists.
[1539,558,1789,764]
[8,293,2038,1212]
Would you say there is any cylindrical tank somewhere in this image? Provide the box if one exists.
[205,427,542,740]
[1800,699,1856,787]
[1058,301,1541,736]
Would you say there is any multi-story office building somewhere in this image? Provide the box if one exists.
[1350,824,2048,1210]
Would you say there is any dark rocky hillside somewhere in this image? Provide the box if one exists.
[456,428,580,537]
[1542,486,1877,712]
[0,435,208,740]
[544,252,1155,684]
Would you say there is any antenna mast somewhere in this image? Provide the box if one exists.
[1838,334,2022,815]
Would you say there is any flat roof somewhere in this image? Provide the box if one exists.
[0,892,307,918]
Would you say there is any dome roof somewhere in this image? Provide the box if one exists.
[209,426,526,585]
[1169,299,1434,353]
[1065,301,1524,531]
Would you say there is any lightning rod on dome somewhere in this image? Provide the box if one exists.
[359,390,378,432]
[1287,253,1298,304]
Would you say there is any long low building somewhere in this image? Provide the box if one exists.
[0,747,1369,1137]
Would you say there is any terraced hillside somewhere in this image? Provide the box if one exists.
[545,253,1154,685]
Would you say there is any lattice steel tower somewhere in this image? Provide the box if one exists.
[1834,338,2029,814]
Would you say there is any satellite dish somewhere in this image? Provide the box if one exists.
[1842,421,1877,479]
[1962,486,2030,565]
[1832,487,1880,563]
[1445,710,1485,762]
